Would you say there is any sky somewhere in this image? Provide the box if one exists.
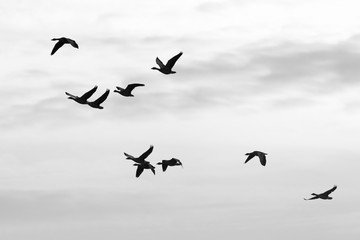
[1,0,360,239]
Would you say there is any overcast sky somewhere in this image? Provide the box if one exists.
[1,0,360,239]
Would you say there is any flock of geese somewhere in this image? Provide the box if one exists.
[51,37,337,201]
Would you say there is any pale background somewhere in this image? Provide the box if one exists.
[1,0,360,239]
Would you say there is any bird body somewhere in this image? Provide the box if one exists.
[157,158,183,172]
[151,52,183,74]
[51,37,79,55]
[87,89,110,109]
[244,151,267,166]
[304,185,337,200]
[114,83,145,97]
[65,86,98,105]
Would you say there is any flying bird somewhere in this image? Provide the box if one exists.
[157,158,183,172]
[87,89,110,109]
[114,83,145,97]
[65,86,98,105]
[133,161,156,178]
[304,185,337,200]
[124,145,153,164]
[124,145,155,177]
[244,151,267,166]
[151,52,183,74]
[51,37,79,55]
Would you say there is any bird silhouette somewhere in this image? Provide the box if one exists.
[124,145,155,177]
[114,83,145,97]
[157,158,183,172]
[124,145,153,164]
[65,86,98,105]
[151,52,183,74]
[87,89,110,109]
[304,185,337,200]
[244,151,267,166]
[133,161,156,178]
[51,37,79,55]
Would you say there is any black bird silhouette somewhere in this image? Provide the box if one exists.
[157,158,183,172]
[65,86,98,105]
[133,161,156,178]
[124,145,153,164]
[87,89,110,109]
[151,52,183,74]
[244,151,267,166]
[124,145,155,177]
[51,37,79,55]
[304,185,337,200]
[114,83,145,97]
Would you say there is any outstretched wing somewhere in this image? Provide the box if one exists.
[322,185,337,196]
[65,92,77,98]
[155,57,166,68]
[150,166,155,175]
[124,152,135,160]
[166,52,183,69]
[136,165,144,178]
[92,89,110,105]
[304,196,319,200]
[79,86,98,100]
[125,83,145,92]
[162,164,168,172]
[67,38,79,48]
[259,154,266,166]
[51,41,64,55]
[115,86,124,91]
[244,152,255,164]
[139,145,153,161]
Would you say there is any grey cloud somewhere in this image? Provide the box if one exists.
[4,36,360,129]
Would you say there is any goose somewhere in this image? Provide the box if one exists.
[133,161,156,178]
[65,86,98,105]
[87,89,110,109]
[124,145,153,164]
[51,37,79,55]
[157,158,183,172]
[304,185,337,200]
[244,151,267,166]
[114,83,145,97]
[151,52,183,74]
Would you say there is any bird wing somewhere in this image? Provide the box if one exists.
[304,196,319,200]
[79,86,98,100]
[259,154,266,166]
[162,164,168,172]
[51,41,65,55]
[150,166,156,175]
[244,152,255,164]
[92,89,110,105]
[136,165,144,178]
[139,145,153,160]
[155,57,166,68]
[124,152,135,160]
[65,92,77,98]
[165,52,183,69]
[322,185,337,196]
[67,38,79,48]
[126,83,145,92]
